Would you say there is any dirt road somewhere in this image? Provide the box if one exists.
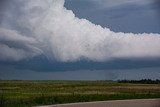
[37,99,160,107]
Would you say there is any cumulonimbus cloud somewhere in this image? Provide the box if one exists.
[0,0,160,62]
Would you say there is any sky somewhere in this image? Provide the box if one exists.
[0,0,160,80]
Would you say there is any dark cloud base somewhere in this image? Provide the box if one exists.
[1,56,160,72]
[0,67,160,80]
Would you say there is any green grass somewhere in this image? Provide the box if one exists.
[0,80,160,107]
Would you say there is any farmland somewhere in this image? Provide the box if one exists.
[0,80,160,107]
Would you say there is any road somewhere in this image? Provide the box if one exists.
[37,99,160,107]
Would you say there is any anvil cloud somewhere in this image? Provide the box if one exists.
[0,0,160,62]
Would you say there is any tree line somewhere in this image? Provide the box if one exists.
[118,79,160,84]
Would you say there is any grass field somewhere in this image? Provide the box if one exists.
[0,80,160,107]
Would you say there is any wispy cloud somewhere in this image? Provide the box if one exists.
[0,28,41,61]
[92,0,154,9]
[0,0,160,62]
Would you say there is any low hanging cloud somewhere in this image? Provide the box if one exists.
[0,0,160,62]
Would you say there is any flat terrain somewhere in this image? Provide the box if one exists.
[0,80,160,107]
[38,99,160,107]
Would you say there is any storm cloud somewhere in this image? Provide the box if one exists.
[0,0,160,62]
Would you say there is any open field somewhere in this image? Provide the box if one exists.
[0,80,160,107]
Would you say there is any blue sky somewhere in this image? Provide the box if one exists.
[0,0,160,80]
[65,0,160,33]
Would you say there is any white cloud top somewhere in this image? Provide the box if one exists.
[0,0,160,61]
